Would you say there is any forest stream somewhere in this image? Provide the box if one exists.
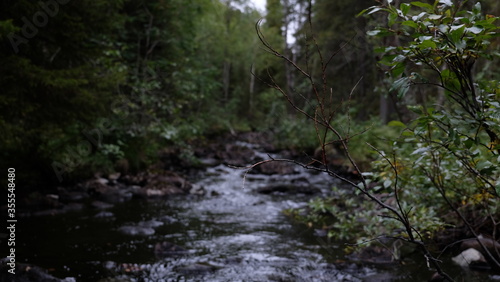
[8,140,500,282]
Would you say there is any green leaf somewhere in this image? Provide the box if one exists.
[391,62,406,77]
[401,3,411,16]
[357,6,384,17]
[473,2,482,14]
[450,25,465,49]
[378,54,398,66]
[450,24,465,31]
[388,12,398,26]
[411,2,434,11]
[428,14,442,20]
[467,26,483,34]
[390,76,411,98]
[438,24,449,33]
[402,20,419,29]
[439,0,453,7]
[412,12,428,21]
[402,130,414,137]
[418,39,437,49]
[464,138,474,149]
[418,35,433,41]
[412,147,430,155]
[375,46,397,53]
[476,160,492,171]
[455,40,466,51]
[408,105,424,114]
[393,54,406,63]
[367,30,381,36]
[388,120,406,127]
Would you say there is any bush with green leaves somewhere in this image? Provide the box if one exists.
[285,1,500,273]
[361,0,500,214]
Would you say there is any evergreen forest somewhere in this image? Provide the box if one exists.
[1,0,500,280]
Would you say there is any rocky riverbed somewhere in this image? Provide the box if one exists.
[2,132,500,281]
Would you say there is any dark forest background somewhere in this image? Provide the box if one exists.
[1,0,499,189]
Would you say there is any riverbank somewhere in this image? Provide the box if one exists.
[2,131,500,281]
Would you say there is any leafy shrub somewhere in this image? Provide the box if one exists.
[288,1,500,259]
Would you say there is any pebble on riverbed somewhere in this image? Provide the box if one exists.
[0,258,76,282]
[256,183,321,195]
[117,225,155,236]
[452,236,500,270]
[176,263,219,275]
[154,241,188,258]
[18,168,197,217]
[452,248,487,268]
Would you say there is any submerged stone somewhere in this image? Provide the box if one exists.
[452,248,489,269]
[0,258,75,282]
[256,184,320,195]
[118,225,155,236]
[154,241,188,258]
[176,263,219,275]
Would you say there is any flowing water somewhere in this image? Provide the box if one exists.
[14,143,500,281]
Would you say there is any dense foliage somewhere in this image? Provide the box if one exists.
[0,0,277,188]
[283,1,500,274]
[1,0,500,276]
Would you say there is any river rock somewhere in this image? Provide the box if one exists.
[239,131,276,151]
[103,261,150,274]
[95,177,109,185]
[159,215,178,223]
[83,178,109,193]
[0,258,75,282]
[148,172,190,190]
[32,209,62,217]
[57,187,89,203]
[313,146,346,167]
[429,272,446,282]
[62,203,84,212]
[452,248,488,269]
[348,245,396,265]
[95,211,115,218]
[138,220,164,228]
[121,172,148,186]
[198,157,221,167]
[248,161,297,175]
[125,170,192,198]
[216,143,256,166]
[136,186,186,198]
[154,241,188,258]
[118,225,155,236]
[95,185,133,203]
[41,194,61,209]
[256,184,320,195]
[91,201,114,210]
[158,147,197,170]
[108,172,121,181]
[177,263,219,275]
[460,237,500,261]
[189,184,205,195]
[31,202,84,217]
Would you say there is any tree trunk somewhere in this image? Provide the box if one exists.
[223,60,231,102]
[249,64,255,115]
